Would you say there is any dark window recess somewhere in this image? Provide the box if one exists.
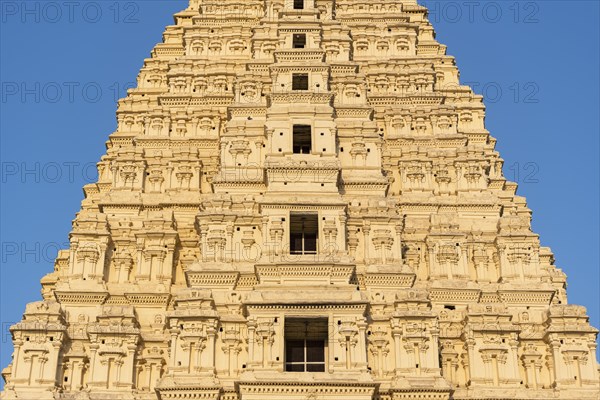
[293,34,307,49]
[292,73,309,90]
[293,125,312,154]
[290,213,318,255]
[285,318,327,372]
[294,0,305,10]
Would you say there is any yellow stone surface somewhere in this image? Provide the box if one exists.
[2,1,598,399]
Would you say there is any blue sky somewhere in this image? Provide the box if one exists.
[0,0,598,385]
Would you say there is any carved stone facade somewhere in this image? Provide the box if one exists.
[1,0,598,399]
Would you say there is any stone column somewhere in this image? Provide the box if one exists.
[363,224,370,262]
[207,326,217,374]
[163,244,175,283]
[509,336,520,383]
[431,326,440,369]
[169,328,179,370]
[10,340,22,380]
[88,344,99,385]
[588,342,599,383]
[247,320,256,365]
[357,321,368,370]
[550,338,562,386]
[392,326,402,373]
[121,344,137,388]
[395,225,403,265]
[44,341,61,385]
[73,359,85,390]
[466,338,477,382]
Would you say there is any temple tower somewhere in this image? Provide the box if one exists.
[2,1,598,399]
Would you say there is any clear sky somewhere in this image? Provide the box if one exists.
[0,0,598,386]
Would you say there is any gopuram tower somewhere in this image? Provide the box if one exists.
[2,1,598,399]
